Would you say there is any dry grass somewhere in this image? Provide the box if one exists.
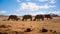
[0,16,60,34]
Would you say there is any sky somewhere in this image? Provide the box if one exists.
[0,0,60,16]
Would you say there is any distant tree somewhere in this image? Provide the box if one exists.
[50,13,59,17]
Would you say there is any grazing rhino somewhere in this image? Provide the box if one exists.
[33,15,44,21]
[8,15,20,21]
[44,14,52,20]
[22,15,32,21]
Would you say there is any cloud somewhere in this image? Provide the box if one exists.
[38,0,56,4]
[18,2,39,11]
[12,13,19,15]
[17,2,56,11]
[31,12,45,16]
[40,4,49,9]
[49,5,56,7]
[17,0,21,2]
[49,11,60,14]
[38,0,48,2]
[26,0,31,1]
[31,11,60,16]
[49,0,56,4]
[16,0,56,4]
[0,11,6,14]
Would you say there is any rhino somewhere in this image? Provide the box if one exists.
[8,15,20,21]
[22,15,32,21]
[44,14,52,20]
[33,15,44,21]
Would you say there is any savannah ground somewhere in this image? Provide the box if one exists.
[0,16,60,34]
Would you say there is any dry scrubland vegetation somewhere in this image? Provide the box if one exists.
[0,16,60,34]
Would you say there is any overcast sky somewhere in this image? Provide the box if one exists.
[0,0,60,16]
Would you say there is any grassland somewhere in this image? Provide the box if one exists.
[0,16,60,34]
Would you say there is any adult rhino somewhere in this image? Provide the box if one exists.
[8,15,20,21]
[22,15,32,21]
[44,14,52,20]
[33,14,44,21]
